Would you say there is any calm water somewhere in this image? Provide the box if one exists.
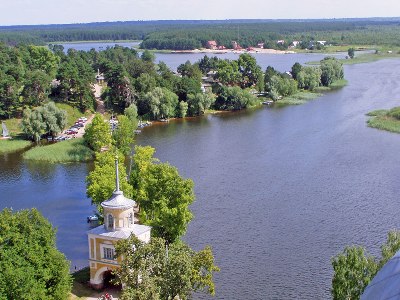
[1,51,400,298]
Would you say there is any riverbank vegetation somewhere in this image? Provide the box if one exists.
[23,138,94,162]
[0,139,31,153]
[332,230,400,299]
[366,107,400,133]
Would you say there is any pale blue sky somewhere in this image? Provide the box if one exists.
[1,0,400,26]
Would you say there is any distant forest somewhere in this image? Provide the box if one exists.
[1,19,400,50]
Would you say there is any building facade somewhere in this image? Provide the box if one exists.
[87,159,151,289]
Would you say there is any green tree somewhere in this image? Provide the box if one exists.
[86,149,133,209]
[215,59,241,86]
[237,53,262,88]
[21,102,66,141]
[320,57,344,86]
[187,92,216,116]
[0,208,71,300]
[291,62,303,80]
[297,67,322,91]
[21,70,51,107]
[130,145,194,243]
[178,101,188,118]
[331,246,378,300]
[348,48,355,59]
[115,236,219,300]
[143,87,179,120]
[112,115,135,155]
[141,50,155,63]
[379,230,400,268]
[83,114,112,152]
[124,103,139,129]
[214,86,258,111]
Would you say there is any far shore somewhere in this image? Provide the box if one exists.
[169,47,296,55]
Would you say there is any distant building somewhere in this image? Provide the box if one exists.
[87,159,151,290]
[231,41,241,50]
[277,40,285,45]
[206,40,218,50]
[316,41,327,46]
[257,43,264,49]
[291,41,300,47]
[95,69,105,85]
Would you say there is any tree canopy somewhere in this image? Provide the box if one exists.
[130,145,195,243]
[83,114,112,152]
[115,236,219,300]
[331,230,400,299]
[0,208,71,300]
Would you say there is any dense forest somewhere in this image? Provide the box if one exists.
[1,19,400,49]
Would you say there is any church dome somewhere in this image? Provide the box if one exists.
[101,190,135,210]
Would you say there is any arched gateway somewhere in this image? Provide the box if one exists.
[87,158,151,289]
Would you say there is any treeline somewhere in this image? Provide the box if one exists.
[0,42,95,119]
[1,19,400,48]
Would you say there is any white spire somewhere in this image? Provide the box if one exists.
[115,156,120,192]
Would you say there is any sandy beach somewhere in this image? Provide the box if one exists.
[171,47,296,55]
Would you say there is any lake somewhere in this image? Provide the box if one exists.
[1,46,400,299]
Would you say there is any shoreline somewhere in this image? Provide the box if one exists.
[169,47,296,55]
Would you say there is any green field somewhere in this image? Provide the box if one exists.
[367,109,400,133]
[0,139,31,154]
[23,138,94,163]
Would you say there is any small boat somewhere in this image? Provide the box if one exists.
[87,215,99,223]
[262,101,274,106]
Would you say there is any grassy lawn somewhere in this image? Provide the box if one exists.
[3,118,23,137]
[367,109,400,134]
[274,91,322,107]
[0,139,31,154]
[54,103,92,128]
[23,138,94,163]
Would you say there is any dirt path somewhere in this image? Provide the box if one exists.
[73,86,105,138]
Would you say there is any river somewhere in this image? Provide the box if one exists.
[1,45,400,299]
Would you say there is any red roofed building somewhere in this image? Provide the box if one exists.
[206,40,218,50]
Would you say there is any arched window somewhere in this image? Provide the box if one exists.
[108,214,114,229]
[129,213,133,225]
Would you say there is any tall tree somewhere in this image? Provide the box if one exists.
[130,145,195,243]
[112,115,135,155]
[0,208,71,300]
[83,114,112,152]
[115,236,219,300]
[86,149,133,209]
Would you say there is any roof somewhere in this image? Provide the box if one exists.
[101,190,136,210]
[88,223,151,239]
[361,250,400,300]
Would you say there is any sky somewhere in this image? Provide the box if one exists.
[1,0,400,26]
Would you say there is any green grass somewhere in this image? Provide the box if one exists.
[366,109,388,117]
[3,118,23,137]
[23,138,94,163]
[0,139,31,154]
[366,108,400,133]
[54,103,91,128]
[367,115,400,133]
[274,91,322,107]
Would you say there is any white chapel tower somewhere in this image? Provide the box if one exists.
[87,158,151,289]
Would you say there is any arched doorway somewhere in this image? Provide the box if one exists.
[102,270,122,290]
